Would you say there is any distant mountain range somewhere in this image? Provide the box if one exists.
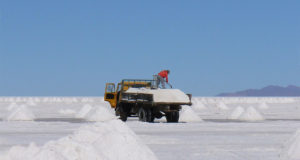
[217,85,300,97]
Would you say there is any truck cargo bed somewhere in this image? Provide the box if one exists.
[124,88,191,105]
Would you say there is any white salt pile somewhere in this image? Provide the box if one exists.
[75,104,116,121]
[26,101,36,106]
[86,106,116,122]
[75,104,93,118]
[6,105,35,121]
[58,109,76,115]
[258,102,269,110]
[238,106,265,121]
[34,98,41,103]
[191,99,206,111]
[72,98,78,103]
[216,102,229,110]
[126,88,190,103]
[81,98,94,103]
[0,120,157,160]
[179,107,202,123]
[228,106,245,120]
[280,129,300,160]
[55,98,62,103]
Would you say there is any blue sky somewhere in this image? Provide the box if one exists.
[0,0,299,96]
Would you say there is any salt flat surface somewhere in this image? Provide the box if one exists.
[0,97,300,159]
[128,119,299,160]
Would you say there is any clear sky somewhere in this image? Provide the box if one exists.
[0,0,299,96]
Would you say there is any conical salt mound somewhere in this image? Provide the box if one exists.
[258,102,269,110]
[228,106,245,120]
[76,104,93,118]
[179,107,202,123]
[191,99,206,111]
[0,120,158,160]
[86,106,116,122]
[217,102,229,110]
[27,100,36,106]
[239,107,265,121]
[6,105,35,121]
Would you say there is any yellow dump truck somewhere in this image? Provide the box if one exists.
[104,79,192,122]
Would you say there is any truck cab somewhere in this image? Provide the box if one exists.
[104,79,154,108]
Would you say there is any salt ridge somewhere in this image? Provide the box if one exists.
[0,120,158,160]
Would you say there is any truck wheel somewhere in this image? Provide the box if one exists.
[119,106,128,122]
[138,108,153,122]
[138,108,147,122]
[115,106,120,116]
[150,115,155,122]
[120,112,127,121]
[166,111,179,123]
[148,109,155,122]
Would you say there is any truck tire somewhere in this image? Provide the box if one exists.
[138,107,153,122]
[115,106,120,116]
[138,107,147,122]
[147,108,155,122]
[166,111,179,123]
[119,106,128,122]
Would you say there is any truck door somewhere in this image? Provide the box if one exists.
[104,83,117,108]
